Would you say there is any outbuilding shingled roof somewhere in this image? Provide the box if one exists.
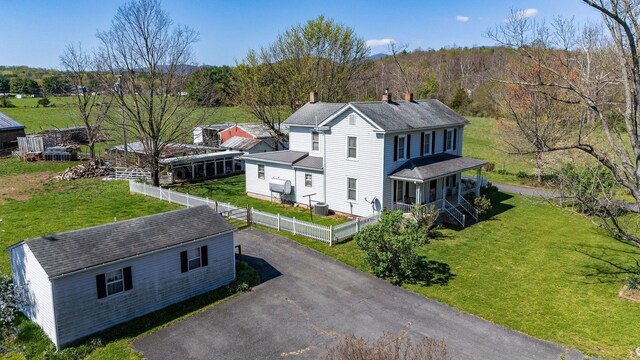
[0,112,25,131]
[390,153,487,181]
[21,206,233,278]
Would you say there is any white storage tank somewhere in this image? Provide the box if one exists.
[269,178,292,194]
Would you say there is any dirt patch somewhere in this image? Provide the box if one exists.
[618,285,640,302]
[0,172,53,204]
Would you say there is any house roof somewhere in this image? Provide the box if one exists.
[292,156,323,170]
[389,153,487,181]
[160,150,244,166]
[284,102,346,126]
[221,136,268,151]
[109,142,217,155]
[242,150,309,165]
[227,123,290,138]
[21,206,233,278]
[284,99,468,131]
[0,112,25,131]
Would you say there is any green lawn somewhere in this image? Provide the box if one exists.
[274,192,640,359]
[0,157,80,176]
[171,174,351,226]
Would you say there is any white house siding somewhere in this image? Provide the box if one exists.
[288,125,324,156]
[10,244,57,346]
[245,161,297,202]
[381,126,464,209]
[293,168,325,205]
[51,233,235,348]
[324,110,384,217]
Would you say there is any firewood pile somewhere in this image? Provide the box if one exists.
[56,163,114,180]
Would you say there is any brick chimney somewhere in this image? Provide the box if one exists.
[382,88,392,102]
[404,93,414,102]
[310,91,318,104]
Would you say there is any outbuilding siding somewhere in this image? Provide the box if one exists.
[51,232,235,348]
[10,244,58,345]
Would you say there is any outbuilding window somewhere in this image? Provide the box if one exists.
[258,164,265,179]
[305,173,312,187]
[181,246,209,273]
[96,266,132,299]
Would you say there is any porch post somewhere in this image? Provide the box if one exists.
[457,174,462,202]
[415,182,420,205]
[476,168,481,196]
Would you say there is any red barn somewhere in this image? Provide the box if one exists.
[218,123,289,150]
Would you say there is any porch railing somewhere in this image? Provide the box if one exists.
[442,198,465,227]
[392,202,414,213]
[458,194,478,222]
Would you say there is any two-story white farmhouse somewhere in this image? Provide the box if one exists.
[242,91,487,226]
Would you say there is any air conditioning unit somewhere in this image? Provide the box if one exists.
[314,202,329,216]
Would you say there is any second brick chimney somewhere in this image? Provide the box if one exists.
[404,93,414,102]
[382,88,392,102]
[310,91,318,104]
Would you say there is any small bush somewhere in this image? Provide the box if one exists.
[627,274,640,290]
[0,96,14,108]
[480,182,498,197]
[473,195,493,216]
[411,204,440,236]
[516,171,529,178]
[326,332,451,360]
[484,162,495,172]
[37,97,51,108]
[496,169,509,175]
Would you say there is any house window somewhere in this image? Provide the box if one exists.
[96,267,132,299]
[423,132,432,155]
[397,136,406,160]
[258,164,265,179]
[305,173,312,187]
[106,269,124,296]
[181,246,209,273]
[349,114,356,125]
[347,177,357,201]
[311,131,319,151]
[347,136,357,159]
[445,129,454,151]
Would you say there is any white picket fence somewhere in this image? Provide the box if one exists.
[129,181,378,245]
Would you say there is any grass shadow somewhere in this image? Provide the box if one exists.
[411,258,456,286]
[565,244,640,285]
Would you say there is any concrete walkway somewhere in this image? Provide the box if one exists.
[134,228,586,360]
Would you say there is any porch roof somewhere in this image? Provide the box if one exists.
[389,153,487,181]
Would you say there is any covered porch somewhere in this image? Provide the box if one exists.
[388,153,487,227]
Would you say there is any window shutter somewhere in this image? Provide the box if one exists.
[96,274,107,299]
[393,136,398,161]
[180,250,188,273]
[201,245,208,267]
[123,266,133,291]
[406,134,411,159]
[453,128,458,151]
[431,132,435,154]
[442,130,446,152]
[420,132,424,156]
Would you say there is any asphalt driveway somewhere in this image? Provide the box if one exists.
[134,228,585,360]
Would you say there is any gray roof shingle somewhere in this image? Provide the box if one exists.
[293,156,323,170]
[242,150,308,165]
[390,153,487,181]
[236,123,290,138]
[221,136,266,151]
[284,102,346,126]
[23,206,233,278]
[283,99,468,131]
[0,112,25,131]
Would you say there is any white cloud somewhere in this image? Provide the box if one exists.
[516,8,539,18]
[456,15,470,22]
[366,38,395,48]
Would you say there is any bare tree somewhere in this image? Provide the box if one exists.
[96,0,199,186]
[60,43,112,165]
[488,2,640,245]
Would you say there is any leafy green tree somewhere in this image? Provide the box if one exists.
[42,75,70,96]
[448,84,470,113]
[0,76,9,93]
[416,75,439,99]
[1,274,26,354]
[355,210,427,285]
[186,66,232,106]
[9,78,39,95]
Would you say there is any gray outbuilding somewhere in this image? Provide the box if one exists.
[8,206,236,350]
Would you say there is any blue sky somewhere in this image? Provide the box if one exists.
[0,0,602,69]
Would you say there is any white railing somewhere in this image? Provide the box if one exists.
[115,167,151,180]
[129,180,377,245]
[442,198,466,227]
[458,195,478,222]
[392,202,414,213]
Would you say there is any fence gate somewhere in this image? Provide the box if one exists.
[220,207,249,229]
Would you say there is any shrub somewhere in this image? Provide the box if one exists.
[37,97,50,108]
[325,332,451,360]
[355,210,427,285]
[516,171,529,178]
[410,204,440,236]
[480,182,498,197]
[496,169,509,175]
[484,162,495,172]
[0,96,14,108]
[473,195,493,216]
[0,275,26,354]
[627,274,640,290]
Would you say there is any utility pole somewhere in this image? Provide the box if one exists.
[303,193,316,222]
